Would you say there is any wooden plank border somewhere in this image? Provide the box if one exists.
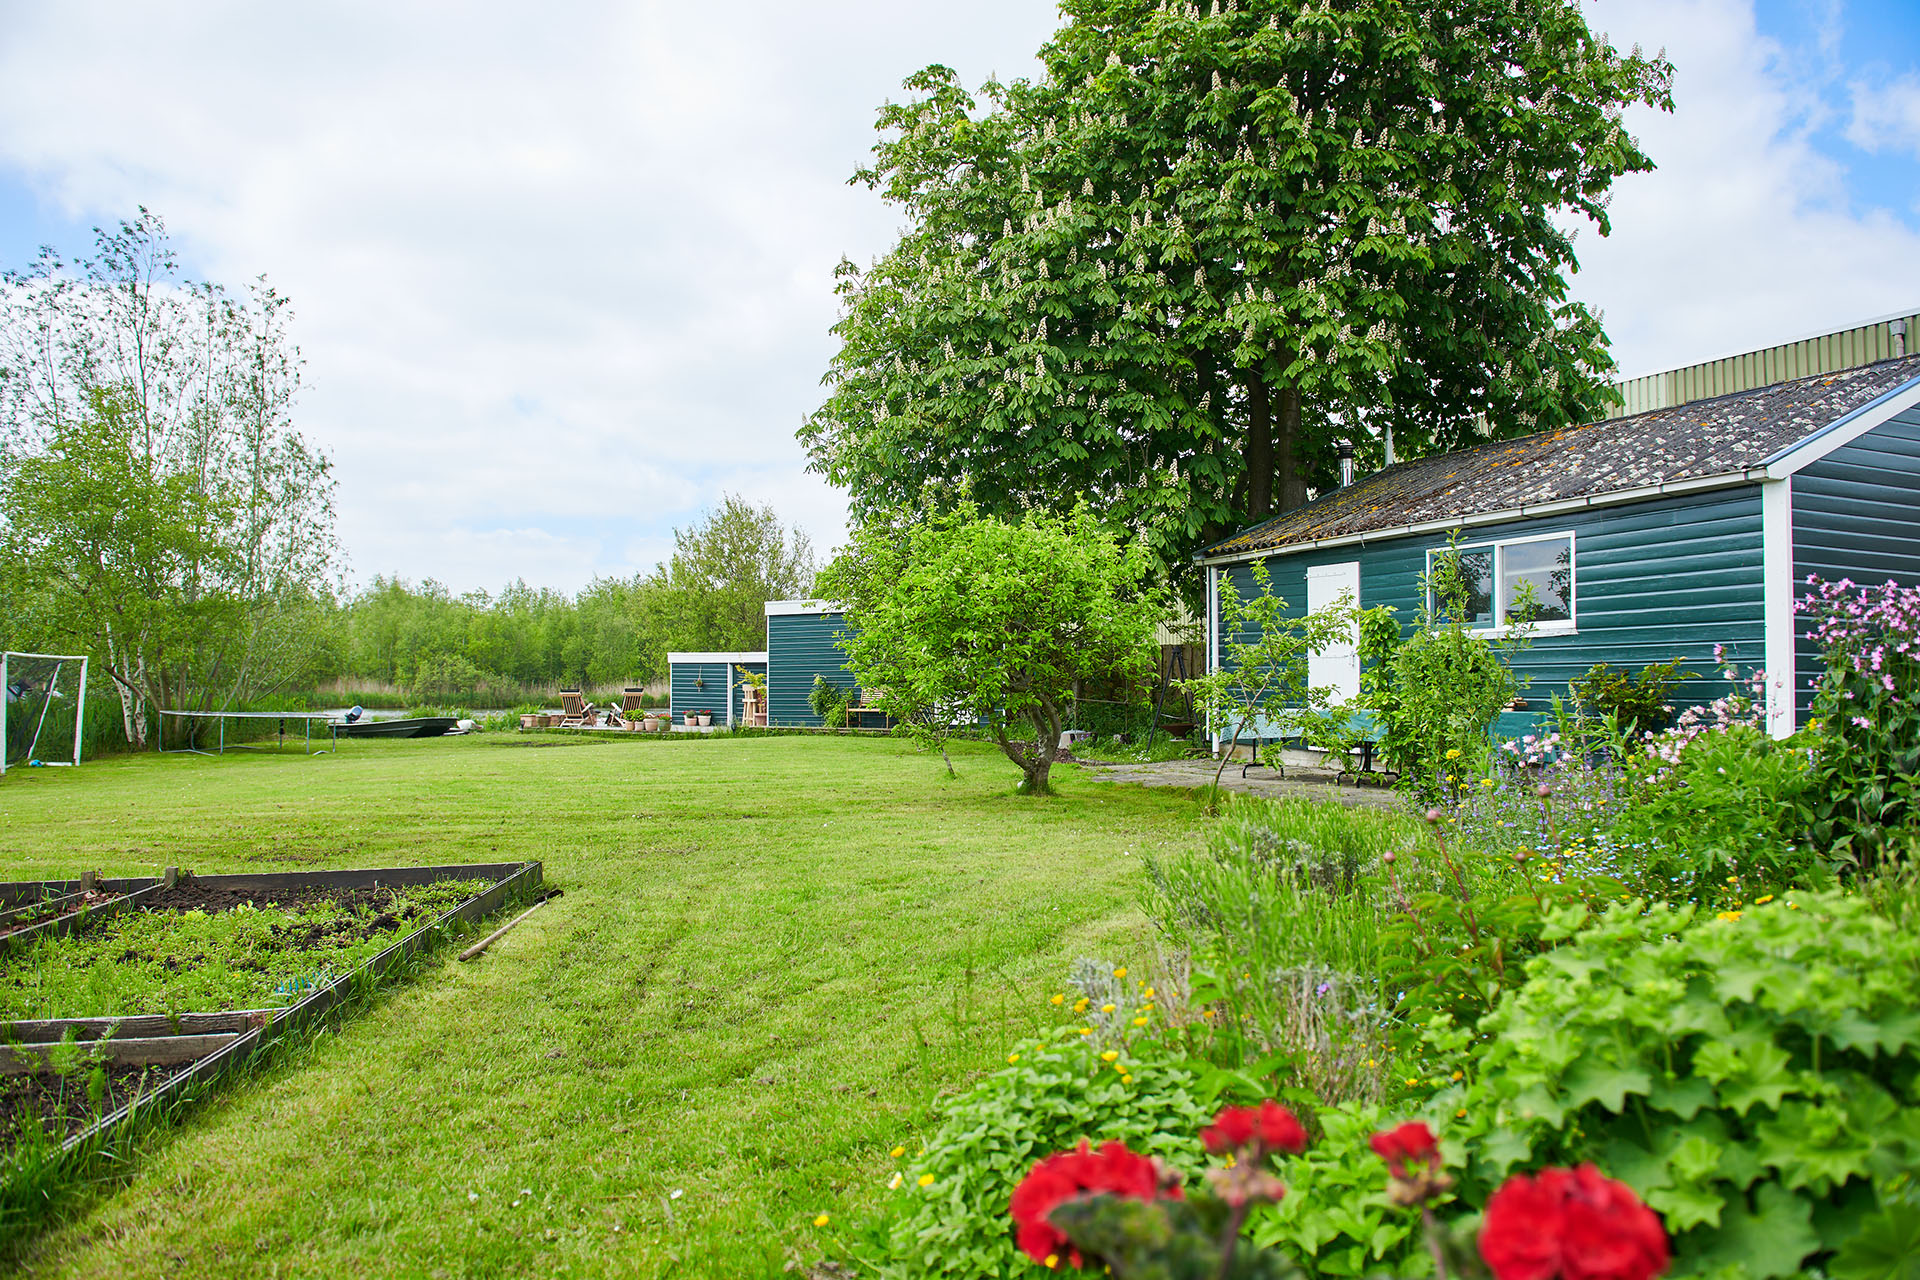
[0,860,544,1154]
[0,883,165,954]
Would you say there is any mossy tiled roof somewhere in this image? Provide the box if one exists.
[1203,354,1920,560]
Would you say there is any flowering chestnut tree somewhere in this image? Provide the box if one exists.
[805,0,1674,582]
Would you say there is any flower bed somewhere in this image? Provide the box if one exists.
[836,578,1920,1278]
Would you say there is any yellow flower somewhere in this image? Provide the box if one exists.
[1120,1074,1133,1085]
[1406,1077,1419,1086]
[1725,875,1739,884]
[1754,894,1775,904]
[1366,1058,1377,1068]
[1716,910,1743,922]
[1073,998,1089,1013]
[1113,966,1128,979]
[887,1171,903,1190]
[918,1174,935,1188]
[1445,748,1463,760]
[1079,1027,1093,1036]
[1007,1053,1021,1064]
[814,1214,830,1227]
[1455,1109,1467,1119]
[1131,1016,1149,1028]
[1045,1256,1060,1270]
[1101,1050,1120,1062]
[1050,993,1065,1006]
[1202,1009,1216,1020]
[1787,901,1800,909]
[890,1146,905,1159]
[1100,1003,1117,1014]
[1143,987,1156,999]
[1450,1070,1463,1081]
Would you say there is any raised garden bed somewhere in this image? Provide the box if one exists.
[0,861,541,1161]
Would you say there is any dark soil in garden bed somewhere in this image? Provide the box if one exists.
[151,881,443,919]
[0,890,118,940]
[0,1062,190,1144]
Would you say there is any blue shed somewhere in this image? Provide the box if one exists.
[1197,350,1920,749]
[763,601,861,726]
[667,652,766,727]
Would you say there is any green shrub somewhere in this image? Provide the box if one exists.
[1568,658,1693,739]
[1071,697,1155,741]
[1242,1099,1424,1275]
[809,674,850,728]
[1357,542,1533,802]
[1442,892,1920,1279]
[1609,724,1815,905]
[400,653,498,705]
[869,1025,1210,1279]
[1799,577,1920,873]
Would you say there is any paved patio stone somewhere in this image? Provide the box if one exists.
[1073,756,1407,809]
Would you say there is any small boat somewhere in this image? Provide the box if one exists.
[332,716,460,739]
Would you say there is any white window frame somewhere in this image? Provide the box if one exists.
[1426,529,1577,635]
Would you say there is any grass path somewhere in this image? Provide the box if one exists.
[0,734,1209,1278]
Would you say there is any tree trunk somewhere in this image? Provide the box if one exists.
[1246,374,1273,520]
[1276,382,1307,512]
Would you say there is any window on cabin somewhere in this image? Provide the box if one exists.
[1428,533,1575,630]
[1431,546,1495,626]
[1500,536,1573,624]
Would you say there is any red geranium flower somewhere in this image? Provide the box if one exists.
[1009,1141,1181,1265]
[1202,1107,1258,1154]
[1203,1101,1309,1156]
[1369,1121,1438,1172]
[1480,1165,1668,1280]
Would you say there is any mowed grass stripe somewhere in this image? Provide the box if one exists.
[0,734,1207,1278]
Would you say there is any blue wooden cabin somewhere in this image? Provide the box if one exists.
[1197,351,1920,751]
[763,601,863,726]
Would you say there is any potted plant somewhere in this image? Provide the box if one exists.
[698,709,713,727]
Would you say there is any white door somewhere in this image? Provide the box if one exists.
[1307,561,1361,704]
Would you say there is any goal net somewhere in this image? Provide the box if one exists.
[2,652,89,776]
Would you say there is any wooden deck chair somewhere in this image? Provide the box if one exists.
[621,687,646,713]
[559,689,593,727]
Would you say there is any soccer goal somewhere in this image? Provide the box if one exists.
[1,652,89,776]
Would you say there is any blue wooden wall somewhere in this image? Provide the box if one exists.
[767,612,857,726]
[1214,487,1766,740]
[1792,406,1920,722]
[669,660,765,723]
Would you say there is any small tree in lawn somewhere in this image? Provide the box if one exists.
[819,502,1159,794]
[1183,559,1352,805]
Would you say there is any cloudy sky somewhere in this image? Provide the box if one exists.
[1,0,1916,595]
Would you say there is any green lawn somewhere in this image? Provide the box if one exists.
[0,733,1211,1278]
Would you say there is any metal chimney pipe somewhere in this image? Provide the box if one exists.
[1383,423,1397,467]
[1894,318,1909,358]
[1338,440,1355,488]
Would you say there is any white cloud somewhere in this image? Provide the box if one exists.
[0,1,1054,593]
[1572,0,1920,376]
[1848,71,1920,157]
